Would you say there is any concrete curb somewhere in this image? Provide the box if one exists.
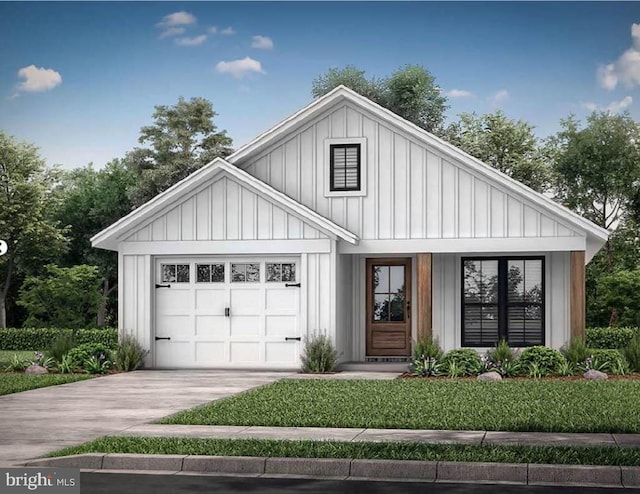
[22,454,640,488]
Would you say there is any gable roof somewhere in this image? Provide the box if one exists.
[227,85,609,246]
[91,158,358,251]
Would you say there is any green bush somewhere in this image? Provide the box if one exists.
[301,332,337,373]
[47,333,77,363]
[113,335,149,372]
[561,337,590,365]
[519,346,565,376]
[67,343,112,371]
[585,349,628,375]
[412,336,443,360]
[624,333,640,373]
[586,327,638,349]
[0,328,117,351]
[487,339,518,364]
[441,349,480,376]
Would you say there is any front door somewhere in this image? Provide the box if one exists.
[366,258,412,356]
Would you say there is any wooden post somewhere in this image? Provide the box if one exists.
[416,253,432,341]
[570,251,586,341]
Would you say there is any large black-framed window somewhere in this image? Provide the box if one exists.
[330,144,361,191]
[462,256,545,347]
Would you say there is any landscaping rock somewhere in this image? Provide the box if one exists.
[25,364,48,375]
[584,369,608,381]
[477,371,502,382]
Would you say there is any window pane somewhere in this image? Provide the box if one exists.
[246,263,260,282]
[373,266,389,294]
[508,305,543,345]
[507,260,525,302]
[162,264,176,283]
[464,260,482,303]
[196,264,211,283]
[390,292,405,321]
[176,264,190,283]
[266,263,281,282]
[211,264,225,283]
[282,264,295,282]
[231,264,245,282]
[389,266,404,293]
[373,294,389,321]
[525,260,543,303]
[480,260,499,303]
[464,305,499,346]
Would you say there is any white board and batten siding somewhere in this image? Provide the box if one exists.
[238,102,584,254]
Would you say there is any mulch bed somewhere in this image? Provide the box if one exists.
[398,372,640,381]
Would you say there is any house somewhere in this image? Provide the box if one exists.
[91,86,608,369]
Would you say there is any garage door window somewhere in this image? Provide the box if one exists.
[161,264,190,283]
[231,263,260,283]
[266,263,296,282]
[196,264,225,283]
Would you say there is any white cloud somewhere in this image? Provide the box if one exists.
[446,89,474,98]
[582,96,633,113]
[15,65,62,93]
[220,26,236,35]
[157,11,196,28]
[488,89,509,107]
[216,56,265,79]
[597,23,640,90]
[158,26,185,39]
[175,35,207,46]
[208,26,218,34]
[251,35,274,50]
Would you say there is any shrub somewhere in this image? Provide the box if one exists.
[624,333,640,373]
[518,346,565,376]
[301,332,337,373]
[4,354,28,372]
[411,337,444,377]
[83,355,112,374]
[583,349,628,375]
[561,337,589,365]
[67,343,112,371]
[586,327,638,349]
[412,336,443,360]
[0,328,117,351]
[487,339,517,365]
[57,354,75,374]
[441,349,480,376]
[47,333,76,363]
[113,335,149,372]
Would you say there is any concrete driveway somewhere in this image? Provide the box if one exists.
[0,370,288,465]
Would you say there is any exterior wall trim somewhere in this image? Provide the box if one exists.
[120,239,332,255]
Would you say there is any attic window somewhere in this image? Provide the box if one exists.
[330,144,361,191]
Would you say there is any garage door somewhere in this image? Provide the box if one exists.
[154,257,301,368]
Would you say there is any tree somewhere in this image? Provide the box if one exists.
[443,111,551,192]
[0,132,67,328]
[312,65,449,134]
[52,160,135,326]
[17,264,104,328]
[126,97,233,207]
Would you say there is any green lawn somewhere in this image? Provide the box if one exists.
[0,373,93,396]
[161,379,640,433]
[50,436,640,466]
[0,350,38,370]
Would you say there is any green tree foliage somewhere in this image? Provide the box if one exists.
[52,160,134,326]
[593,269,640,328]
[125,97,233,207]
[0,132,67,328]
[312,64,448,134]
[17,264,104,329]
[444,111,551,192]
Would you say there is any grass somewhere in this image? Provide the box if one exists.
[50,436,640,466]
[0,373,93,396]
[0,350,38,370]
[161,379,640,433]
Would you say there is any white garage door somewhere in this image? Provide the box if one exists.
[154,257,301,368]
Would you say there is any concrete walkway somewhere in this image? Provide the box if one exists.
[120,424,640,449]
[0,370,287,465]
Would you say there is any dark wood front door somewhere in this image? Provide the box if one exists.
[366,258,412,356]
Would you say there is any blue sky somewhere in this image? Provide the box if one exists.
[1,2,639,169]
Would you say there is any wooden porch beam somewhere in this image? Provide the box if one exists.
[416,253,432,341]
[570,250,586,341]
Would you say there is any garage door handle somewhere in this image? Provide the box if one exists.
[285,283,301,288]
[155,336,171,341]
[155,283,171,289]
[285,337,301,341]
[225,307,230,317]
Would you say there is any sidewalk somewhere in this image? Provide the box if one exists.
[118,423,640,449]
